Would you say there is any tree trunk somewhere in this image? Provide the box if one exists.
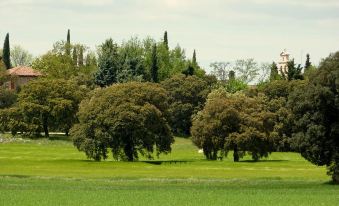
[124,142,134,162]
[332,165,339,184]
[233,144,239,162]
[42,115,49,137]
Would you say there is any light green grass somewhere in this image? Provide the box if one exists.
[0,136,338,205]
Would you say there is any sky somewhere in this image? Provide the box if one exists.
[1,0,338,72]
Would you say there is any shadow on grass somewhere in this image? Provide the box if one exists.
[142,160,191,165]
[238,160,289,163]
[0,174,31,179]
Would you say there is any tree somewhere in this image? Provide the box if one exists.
[95,38,120,87]
[32,52,76,79]
[151,44,159,83]
[72,47,78,66]
[304,53,311,70]
[289,51,339,183]
[233,59,259,83]
[66,29,71,56]
[10,45,34,67]
[210,62,231,81]
[78,46,84,66]
[71,82,174,161]
[8,79,85,137]
[269,62,280,81]
[2,33,11,69]
[192,89,276,161]
[161,74,215,135]
[192,50,197,66]
[164,31,169,50]
[0,88,17,109]
[281,59,303,81]
[182,63,194,76]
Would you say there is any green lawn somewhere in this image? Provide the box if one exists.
[0,136,338,206]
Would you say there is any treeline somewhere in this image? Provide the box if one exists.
[0,31,338,183]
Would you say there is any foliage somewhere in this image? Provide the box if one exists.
[10,45,34,67]
[66,29,71,56]
[32,52,76,79]
[0,88,17,109]
[233,59,259,83]
[2,33,11,69]
[71,82,174,161]
[289,51,339,183]
[161,74,215,135]
[281,59,303,81]
[269,62,281,81]
[224,79,247,94]
[94,39,120,87]
[304,53,311,70]
[151,44,159,83]
[4,79,86,137]
[210,61,230,81]
[192,89,275,161]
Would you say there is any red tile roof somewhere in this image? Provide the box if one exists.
[7,66,42,77]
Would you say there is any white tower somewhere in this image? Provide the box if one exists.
[278,49,290,75]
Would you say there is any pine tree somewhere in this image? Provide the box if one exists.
[78,47,84,66]
[72,47,77,66]
[164,31,169,50]
[66,29,71,56]
[229,70,235,80]
[2,33,11,69]
[269,62,280,81]
[305,53,311,69]
[151,44,159,83]
[192,50,197,66]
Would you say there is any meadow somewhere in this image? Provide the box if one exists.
[0,135,338,206]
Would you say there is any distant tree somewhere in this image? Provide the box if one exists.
[66,29,71,56]
[78,46,84,66]
[95,38,120,87]
[224,79,247,94]
[281,59,303,81]
[164,31,169,50]
[161,74,215,135]
[11,45,34,67]
[182,63,194,76]
[210,61,231,81]
[0,88,17,109]
[72,47,78,66]
[2,33,11,69]
[289,51,339,183]
[71,82,173,161]
[228,70,235,80]
[233,59,259,83]
[269,62,280,81]
[6,79,85,137]
[151,44,159,83]
[304,53,311,70]
[192,50,197,66]
[32,52,76,79]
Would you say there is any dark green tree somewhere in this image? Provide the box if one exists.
[164,31,169,50]
[151,44,159,83]
[229,70,235,80]
[72,47,77,66]
[94,38,120,87]
[192,50,197,66]
[2,33,11,69]
[78,46,84,66]
[66,29,71,56]
[281,59,303,81]
[304,53,311,70]
[71,82,174,161]
[289,51,339,183]
[269,62,280,81]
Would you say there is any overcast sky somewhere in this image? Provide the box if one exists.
[1,0,338,71]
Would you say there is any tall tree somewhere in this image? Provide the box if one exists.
[72,47,77,66]
[94,38,120,87]
[192,50,197,66]
[151,44,159,83]
[304,53,311,70]
[269,62,280,81]
[2,33,11,69]
[78,46,84,66]
[164,31,169,50]
[10,45,33,67]
[66,29,71,56]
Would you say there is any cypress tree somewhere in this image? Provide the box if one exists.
[269,62,279,81]
[229,70,235,81]
[72,47,77,66]
[192,50,197,66]
[66,29,71,56]
[305,53,311,69]
[164,31,169,50]
[2,33,11,69]
[151,44,159,83]
[78,47,84,66]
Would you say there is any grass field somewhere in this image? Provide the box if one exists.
[0,135,338,206]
